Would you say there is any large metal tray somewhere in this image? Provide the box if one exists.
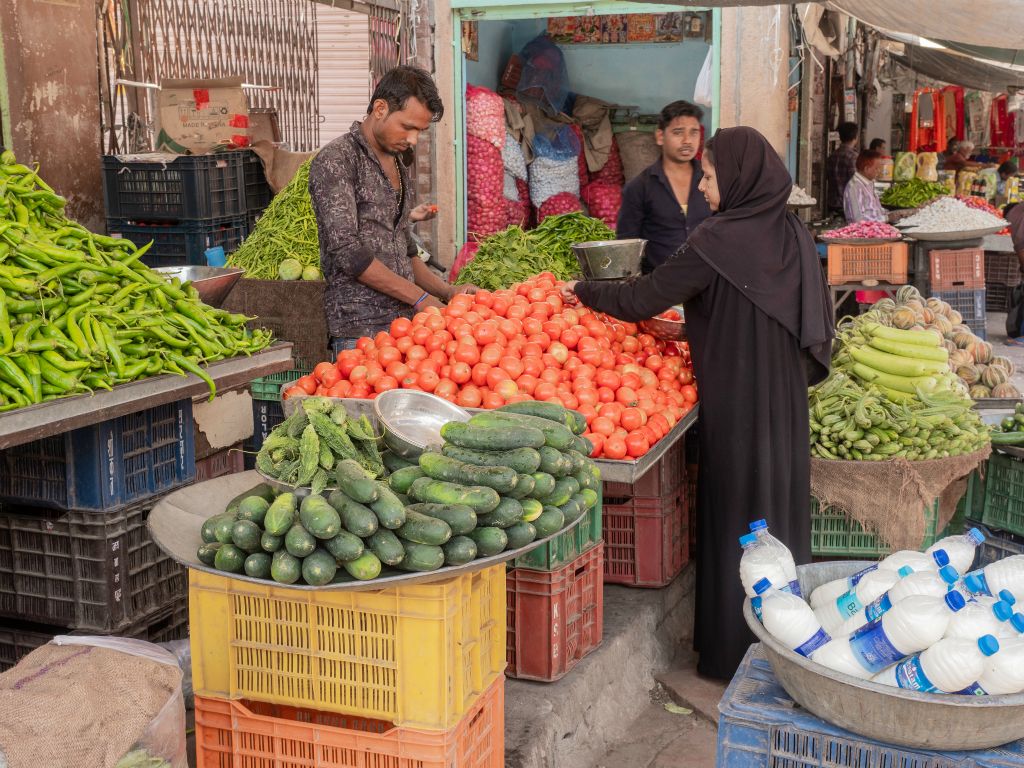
[280,394,700,485]
[900,225,1003,242]
[745,561,1024,751]
[147,470,589,592]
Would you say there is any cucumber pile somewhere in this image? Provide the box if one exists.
[196,401,601,585]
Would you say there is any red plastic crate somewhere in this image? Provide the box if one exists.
[929,247,984,290]
[506,544,604,682]
[603,436,686,499]
[603,485,689,588]
[195,676,504,768]
[194,444,245,483]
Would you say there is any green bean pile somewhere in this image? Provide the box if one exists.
[227,159,320,280]
[455,212,614,290]
[0,151,272,410]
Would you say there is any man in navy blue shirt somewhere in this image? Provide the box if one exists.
[617,101,712,273]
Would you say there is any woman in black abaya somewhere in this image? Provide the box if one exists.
[561,127,834,680]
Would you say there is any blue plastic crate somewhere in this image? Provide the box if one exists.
[107,216,249,268]
[0,399,195,511]
[718,645,1024,767]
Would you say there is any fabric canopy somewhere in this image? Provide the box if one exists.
[936,41,1024,69]
[893,44,1024,92]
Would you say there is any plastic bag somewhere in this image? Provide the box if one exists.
[893,152,917,182]
[590,140,625,186]
[533,123,581,162]
[501,132,528,181]
[451,241,479,283]
[516,35,570,114]
[466,84,506,150]
[467,135,508,240]
[529,156,580,207]
[694,48,713,108]
[537,192,583,223]
[582,182,622,229]
[158,639,193,710]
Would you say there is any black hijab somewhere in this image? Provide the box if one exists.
[687,127,833,384]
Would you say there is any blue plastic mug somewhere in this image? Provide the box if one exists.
[205,245,226,267]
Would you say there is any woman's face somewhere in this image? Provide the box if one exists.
[699,155,721,211]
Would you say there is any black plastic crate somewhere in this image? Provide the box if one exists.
[935,288,987,340]
[0,399,195,511]
[243,399,286,469]
[0,498,188,631]
[242,151,272,214]
[102,152,247,220]
[987,282,1012,312]
[985,250,1023,287]
[107,217,249,268]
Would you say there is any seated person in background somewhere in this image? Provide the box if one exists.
[998,161,1018,197]
[844,151,885,223]
[868,138,887,155]
[942,140,975,172]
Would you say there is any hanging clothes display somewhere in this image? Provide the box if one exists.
[908,89,947,152]
[965,91,991,149]
[990,95,1015,149]
[942,86,965,142]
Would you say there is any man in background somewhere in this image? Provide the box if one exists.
[868,137,887,155]
[826,122,860,217]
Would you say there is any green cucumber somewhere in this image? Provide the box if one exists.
[468,527,508,557]
[507,473,537,500]
[441,444,542,474]
[213,515,236,545]
[477,497,523,529]
[538,446,571,477]
[237,496,271,525]
[271,550,302,584]
[529,472,556,499]
[559,497,585,525]
[407,503,477,536]
[469,411,574,450]
[197,542,221,566]
[343,550,382,581]
[572,434,594,456]
[408,477,501,514]
[263,493,298,537]
[370,482,407,529]
[520,498,543,522]
[299,494,342,539]
[533,506,565,537]
[440,421,545,450]
[261,531,284,553]
[388,466,425,494]
[497,401,586,434]
[397,510,453,545]
[504,521,537,549]
[285,523,317,558]
[382,451,415,473]
[301,549,338,586]
[578,488,599,510]
[399,542,445,572]
[563,450,587,475]
[202,513,234,544]
[328,491,378,537]
[442,536,478,566]
[367,529,406,566]
[573,468,600,492]
[224,483,276,518]
[244,552,273,579]
[542,476,580,507]
[419,451,518,494]
[214,543,246,573]
[324,530,365,563]
[335,459,379,503]
[231,520,263,553]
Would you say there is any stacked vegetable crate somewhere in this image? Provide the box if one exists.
[826,242,909,285]
[102,152,255,267]
[0,399,196,669]
[979,450,1024,544]
[985,249,1021,312]
[601,437,690,588]
[189,564,507,767]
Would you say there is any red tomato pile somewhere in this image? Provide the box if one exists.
[284,274,698,460]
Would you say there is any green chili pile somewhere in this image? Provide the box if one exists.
[0,151,272,410]
[880,179,949,209]
[455,212,615,290]
[227,159,321,280]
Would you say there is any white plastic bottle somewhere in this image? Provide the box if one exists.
[973,637,1024,695]
[812,592,967,678]
[739,534,791,598]
[815,569,900,634]
[963,556,1024,601]
[752,578,831,657]
[809,550,948,610]
[749,519,801,596]
[946,599,1017,641]
[833,565,960,636]
[926,527,986,575]
[872,636,1000,693]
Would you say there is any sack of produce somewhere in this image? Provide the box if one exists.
[538,191,583,223]
[466,84,506,150]
[529,126,581,207]
[501,132,528,181]
[617,131,661,182]
[506,197,530,228]
[0,637,186,768]
[450,241,480,283]
[581,182,621,229]
[916,152,939,182]
[893,151,917,182]
[516,35,571,114]
[570,123,590,191]
[590,140,625,186]
[467,135,509,240]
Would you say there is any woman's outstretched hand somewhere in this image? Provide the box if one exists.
[560,280,580,304]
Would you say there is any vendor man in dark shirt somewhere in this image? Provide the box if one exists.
[616,101,712,273]
[309,66,476,355]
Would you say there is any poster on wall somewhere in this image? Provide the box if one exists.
[547,12,702,44]
[461,21,479,62]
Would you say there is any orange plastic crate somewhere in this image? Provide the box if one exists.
[194,676,505,768]
[929,247,984,290]
[826,242,908,285]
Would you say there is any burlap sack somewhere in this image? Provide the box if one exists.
[810,447,990,552]
[250,139,315,193]
[0,637,185,768]
[616,131,660,182]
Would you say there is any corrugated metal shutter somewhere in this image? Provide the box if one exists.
[317,6,371,148]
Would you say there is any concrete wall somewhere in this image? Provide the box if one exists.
[0,0,103,231]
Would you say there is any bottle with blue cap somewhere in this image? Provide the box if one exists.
[748,519,801,597]
[814,567,900,634]
[926,527,986,574]
[752,578,831,658]
[1012,612,1024,635]
[833,564,961,637]
[974,637,1024,695]
[872,635,1000,693]
[962,555,1024,601]
[812,591,967,679]
[810,549,949,612]
[946,598,1018,641]
[739,533,792,598]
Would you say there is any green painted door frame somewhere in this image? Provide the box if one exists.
[0,13,13,149]
[449,3,721,247]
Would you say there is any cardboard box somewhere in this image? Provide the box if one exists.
[157,77,250,154]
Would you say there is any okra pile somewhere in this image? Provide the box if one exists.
[200,400,600,584]
[0,151,272,409]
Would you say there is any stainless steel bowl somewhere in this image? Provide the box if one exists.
[153,266,244,307]
[571,239,647,280]
[745,561,1024,751]
[639,308,686,341]
[373,390,471,459]
[254,469,336,499]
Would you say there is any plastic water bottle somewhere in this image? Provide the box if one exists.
[815,569,900,634]
[926,528,985,575]
[963,556,1024,601]
[752,578,831,657]
[974,637,1024,694]
[739,534,791,598]
[946,599,1017,641]
[749,519,801,597]
[812,592,967,678]
[833,565,960,637]
[872,636,1000,693]
[809,551,948,610]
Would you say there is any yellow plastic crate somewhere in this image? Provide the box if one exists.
[189,564,506,730]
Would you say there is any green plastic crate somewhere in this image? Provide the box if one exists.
[959,467,986,522]
[514,496,602,571]
[810,497,943,558]
[982,452,1024,537]
[249,363,312,402]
